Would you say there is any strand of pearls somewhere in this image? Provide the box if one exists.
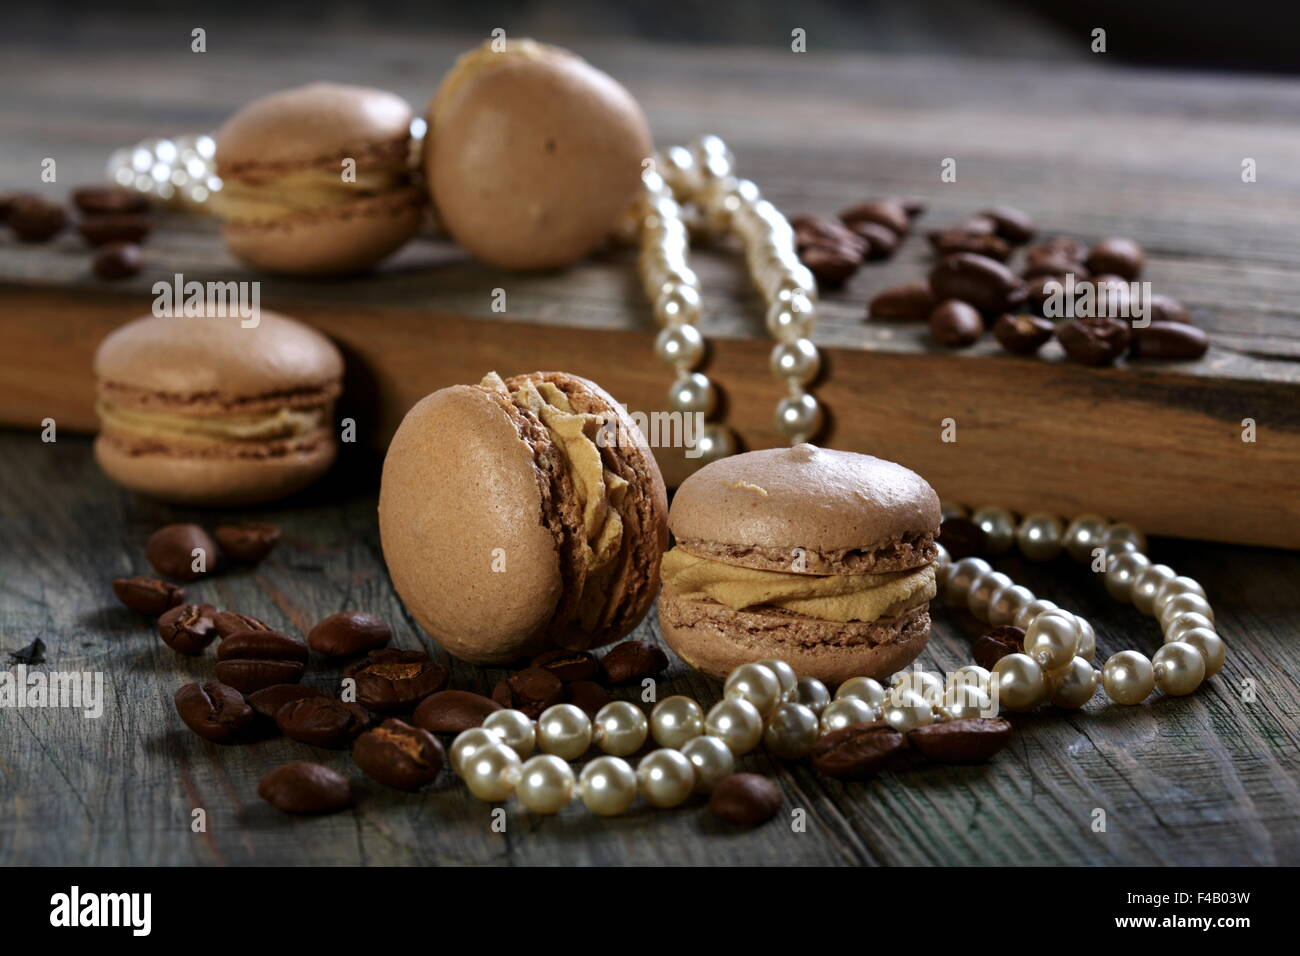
[935,505,1224,710]
[640,135,824,465]
[105,134,222,208]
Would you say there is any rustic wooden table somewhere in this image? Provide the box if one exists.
[1,24,1299,866]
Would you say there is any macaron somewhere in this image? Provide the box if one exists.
[213,82,424,275]
[379,370,668,665]
[657,444,941,685]
[93,312,343,505]
[426,38,651,270]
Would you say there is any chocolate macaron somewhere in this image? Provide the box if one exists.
[379,371,668,664]
[93,312,343,505]
[214,82,424,275]
[658,444,940,685]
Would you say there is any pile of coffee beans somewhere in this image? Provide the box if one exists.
[792,196,924,284]
[810,716,1013,779]
[490,640,668,720]
[1,184,155,280]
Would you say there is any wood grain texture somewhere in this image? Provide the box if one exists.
[0,433,1297,866]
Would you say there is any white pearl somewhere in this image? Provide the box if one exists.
[1153,642,1206,696]
[971,506,1016,555]
[515,755,575,814]
[1102,522,1147,555]
[1024,612,1081,670]
[1164,612,1215,645]
[834,676,886,709]
[1013,598,1058,631]
[992,653,1047,712]
[649,696,705,749]
[705,697,764,755]
[450,727,498,775]
[1074,617,1097,662]
[1102,650,1154,705]
[667,372,716,416]
[1180,627,1225,678]
[770,338,820,386]
[765,294,816,342]
[636,749,696,808]
[1153,575,1207,617]
[987,584,1034,628]
[943,683,993,720]
[755,659,798,697]
[763,702,820,758]
[654,323,705,369]
[946,665,992,693]
[1105,550,1151,603]
[462,741,522,802]
[1064,514,1109,563]
[892,669,944,704]
[1159,592,1214,629]
[724,663,782,717]
[792,676,832,715]
[694,423,737,464]
[578,756,637,816]
[1131,564,1177,615]
[943,557,992,605]
[818,697,878,735]
[680,735,735,793]
[1048,656,1098,709]
[967,571,1012,621]
[775,392,822,442]
[883,689,933,732]
[1016,512,1063,561]
[535,703,593,761]
[592,700,649,757]
[482,709,536,759]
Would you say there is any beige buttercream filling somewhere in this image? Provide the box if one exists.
[212,168,410,223]
[432,38,554,130]
[661,547,936,623]
[97,400,327,446]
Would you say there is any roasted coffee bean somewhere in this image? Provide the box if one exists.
[566,680,611,719]
[1131,321,1209,360]
[845,220,898,259]
[1026,236,1086,266]
[1022,257,1090,281]
[412,690,503,734]
[258,761,352,814]
[972,625,1026,670]
[146,523,218,581]
[112,576,184,614]
[308,611,392,657]
[212,610,270,640]
[1149,293,1190,325]
[218,629,309,663]
[1087,275,1133,319]
[531,648,600,683]
[494,667,566,718]
[978,206,1035,244]
[157,603,219,655]
[6,195,66,242]
[928,228,1010,262]
[993,313,1054,354]
[799,242,862,285]
[174,680,254,743]
[213,522,281,563]
[810,721,906,779]
[78,214,153,247]
[277,696,372,748]
[248,683,324,721]
[346,649,447,713]
[92,242,142,280]
[949,215,997,236]
[353,718,445,791]
[929,253,1021,315]
[938,517,986,560]
[908,717,1013,763]
[708,773,782,827]
[1057,316,1131,365]
[72,185,149,216]
[1023,273,1067,311]
[600,641,669,685]
[0,193,13,223]
[868,281,934,321]
[791,215,866,254]
[1085,237,1144,280]
[839,199,910,236]
[929,300,985,348]
[216,659,306,694]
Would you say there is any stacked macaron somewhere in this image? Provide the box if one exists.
[657,444,941,685]
[93,312,343,505]
[379,371,668,664]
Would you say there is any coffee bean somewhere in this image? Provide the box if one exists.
[218,629,309,664]
[258,761,352,814]
[1087,275,1133,319]
[215,659,306,694]
[993,313,1054,355]
[1025,236,1086,267]
[531,648,600,683]
[566,680,611,719]
[840,199,910,236]
[92,242,142,280]
[1057,316,1131,365]
[146,524,218,581]
[277,696,372,748]
[927,228,1010,262]
[709,773,782,827]
[0,193,13,223]
[1022,257,1090,281]
[938,517,986,560]
[174,680,254,743]
[412,690,503,735]
[6,195,66,242]
[345,649,448,714]
[898,197,927,218]
[868,281,934,321]
[79,214,153,247]
[157,603,219,655]
[845,220,898,259]
[1023,273,1066,311]
[972,625,1025,670]
[1131,321,1209,360]
[908,717,1013,763]
[494,667,565,719]
[600,641,669,686]
[72,185,149,216]
[810,721,906,779]
[492,680,513,709]
[353,718,445,791]
[929,300,985,347]
[308,611,392,657]
[1085,237,1144,280]
[248,683,324,721]
[799,242,862,285]
[112,576,184,615]
[978,206,1035,244]
[950,215,998,236]
[212,610,270,640]
[792,215,867,255]
[929,253,1021,315]
[213,522,281,563]
[1149,293,1190,325]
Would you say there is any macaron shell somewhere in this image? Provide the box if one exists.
[378,385,565,664]
[428,50,651,269]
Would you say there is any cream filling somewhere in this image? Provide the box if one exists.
[432,38,554,130]
[212,168,410,223]
[661,547,936,624]
[97,400,327,446]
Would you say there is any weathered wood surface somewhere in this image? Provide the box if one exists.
[1,432,1297,866]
